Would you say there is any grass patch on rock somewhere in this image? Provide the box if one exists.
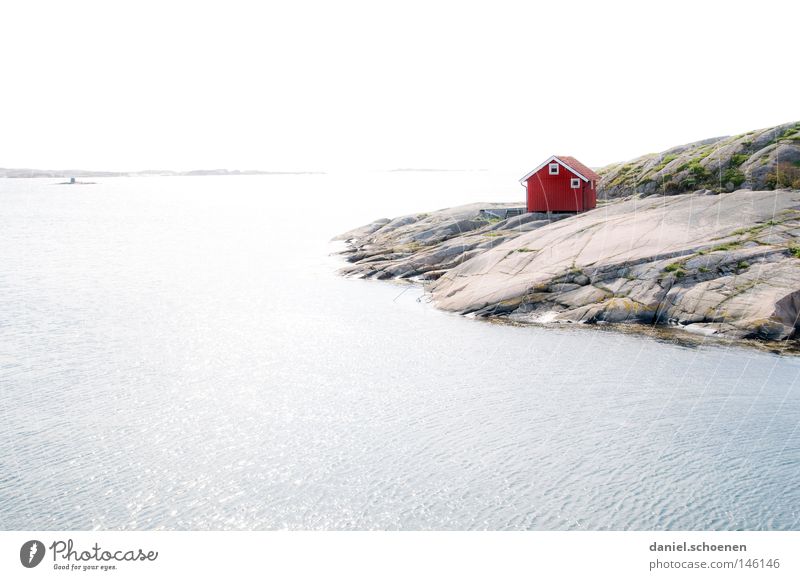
[710,241,744,252]
[730,154,749,167]
[664,262,688,277]
[722,168,746,188]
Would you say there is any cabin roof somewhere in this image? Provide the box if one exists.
[519,155,600,184]
[555,156,600,181]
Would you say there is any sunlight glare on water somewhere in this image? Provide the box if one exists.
[1,173,799,530]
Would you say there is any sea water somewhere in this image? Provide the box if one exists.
[1,173,799,530]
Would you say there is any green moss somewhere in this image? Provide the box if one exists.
[688,160,709,178]
[695,148,714,161]
[711,241,743,252]
[483,232,504,238]
[653,154,678,172]
[737,261,750,270]
[789,246,800,258]
[778,123,800,140]
[516,247,535,253]
[722,168,746,187]
[680,177,698,190]
[699,266,710,273]
[608,162,645,187]
[730,225,764,236]
[664,262,688,277]
[674,159,712,191]
[729,154,749,167]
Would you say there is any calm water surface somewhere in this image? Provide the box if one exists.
[1,174,799,530]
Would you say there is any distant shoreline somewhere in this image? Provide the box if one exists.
[387,168,489,173]
[0,168,499,179]
[0,169,327,179]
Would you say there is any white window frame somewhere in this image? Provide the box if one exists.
[548,163,559,175]
[570,177,581,189]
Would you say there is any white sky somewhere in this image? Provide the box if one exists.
[1,0,797,172]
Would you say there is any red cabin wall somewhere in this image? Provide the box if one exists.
[526,163,596,212]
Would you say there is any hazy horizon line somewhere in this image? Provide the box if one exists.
[0,166,502,178]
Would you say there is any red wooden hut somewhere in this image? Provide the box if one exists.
[519,155,600,213]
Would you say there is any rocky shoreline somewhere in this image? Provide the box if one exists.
[336,189,800,347]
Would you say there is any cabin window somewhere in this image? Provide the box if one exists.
[570,178,581,189]
[548,163,559,175]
